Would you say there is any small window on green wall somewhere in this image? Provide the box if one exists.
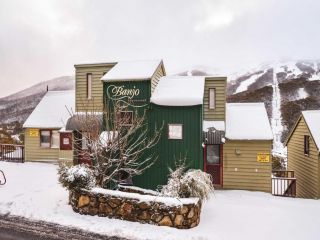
[168,124,183,139]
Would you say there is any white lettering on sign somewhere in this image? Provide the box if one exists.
[111,85,140,99]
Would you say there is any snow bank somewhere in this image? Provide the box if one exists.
[90,187,199,206]
[2,162,320,240]
[226,103,273,140]
[150,76,205,106]
[23,90,75,128]
[302,110,320,150]
[101,60,162,81]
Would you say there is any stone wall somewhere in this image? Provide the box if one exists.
[69,188,202,229]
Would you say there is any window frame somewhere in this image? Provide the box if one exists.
[40,130,51,148]
[86,73,92,100]
[168,123,183,140]
[304,135,310,156]
[51,130,60,149]
[116,111,134,126]
[209,88,216,110]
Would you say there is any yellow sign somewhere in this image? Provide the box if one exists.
[29,129,39,137]
[257,153,270,163]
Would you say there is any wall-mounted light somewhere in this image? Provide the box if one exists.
[235,149,241,155]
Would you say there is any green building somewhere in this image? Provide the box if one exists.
[67,59,273,191]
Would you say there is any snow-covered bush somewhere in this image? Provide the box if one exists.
[58,164,96,190]
[179,169,214,201]
[161,163,185,198]
[161,163,214,201]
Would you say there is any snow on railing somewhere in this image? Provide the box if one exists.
[0,144,25,163]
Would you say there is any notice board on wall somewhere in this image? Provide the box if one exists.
[257,153,270,163]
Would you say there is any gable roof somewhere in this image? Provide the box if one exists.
[286,110,320,151]
[302,111,320,150]
[225,103,273,140]
[150,76,205,106]
[101,60,163,82]
[23,91,75,129]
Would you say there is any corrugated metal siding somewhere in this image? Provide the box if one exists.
[203,78,226,121]
[203,131,225,144]
[223,140,272,192]
[75,64,115,112]
[134,104,203,189]
[287,117,320,199]
[24,128,72,161]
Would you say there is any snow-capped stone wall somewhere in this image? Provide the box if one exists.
[69,187,202,229]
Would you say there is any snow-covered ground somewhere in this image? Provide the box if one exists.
[1,161,320,240]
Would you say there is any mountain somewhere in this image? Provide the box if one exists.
[0,76,75,124]
[180,60,320,156]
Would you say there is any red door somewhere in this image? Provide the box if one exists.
[205,144,223,186]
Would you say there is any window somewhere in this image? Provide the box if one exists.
[40,130,60,148]
[304,135,310,156]
[209,88,216,109]
[116,111,133,126]
[51,130,60,148]
[168,124,183,139]
[207,145,220,164]
[40,130,51,147]
[86,73,92,99]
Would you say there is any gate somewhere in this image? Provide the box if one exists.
[0,144,25,163]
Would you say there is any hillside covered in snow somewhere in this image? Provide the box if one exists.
[0,76,74,124]
[180,60,320,155]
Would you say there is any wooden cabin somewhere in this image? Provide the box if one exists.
[68,59,273,192]
[23,91,74,162]
[286,110,320,199]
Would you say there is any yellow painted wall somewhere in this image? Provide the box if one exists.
[203,77,226,121]
[75,63,115,112]
[223,140,272,192]
[287,117,320,199]
[24,128,73,162]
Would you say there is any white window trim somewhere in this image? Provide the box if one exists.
[87,73,92,100]
[209,88,216,110]
[168,124,183,140]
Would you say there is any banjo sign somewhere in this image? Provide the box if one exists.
[107,84,148,107]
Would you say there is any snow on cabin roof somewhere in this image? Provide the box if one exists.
[101,60,162,81]
[150,76,205,106]
[226,103,273,140]
[302,110,320,150]
[203,121,225,131]
[23,91,75,129]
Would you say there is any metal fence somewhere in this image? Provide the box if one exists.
[0,144,25,163]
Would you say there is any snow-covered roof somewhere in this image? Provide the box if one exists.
[150,76,205,106]
[23,91,75,129]
[203,121,225,132]
[302,110,320,150]
[226,103,273,140]
[101,60,162,81]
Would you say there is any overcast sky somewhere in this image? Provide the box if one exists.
[1,0,320,97]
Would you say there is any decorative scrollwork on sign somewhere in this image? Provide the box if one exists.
[107,85,148,108]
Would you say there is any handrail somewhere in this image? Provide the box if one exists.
[0,144,25,163]
[271,170,296,197]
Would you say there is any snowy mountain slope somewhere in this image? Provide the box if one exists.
[228,60,320,155]
[0,76,74,124]
[180,60,320,155]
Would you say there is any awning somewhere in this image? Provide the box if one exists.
[66,114,104,131]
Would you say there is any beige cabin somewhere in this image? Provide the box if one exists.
[286,110,320,199]
[23,91,75,162]
[203,79,273,193]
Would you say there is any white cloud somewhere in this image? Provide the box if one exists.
[194,0,264,31]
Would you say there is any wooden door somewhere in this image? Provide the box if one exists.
[205,144,223,186]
